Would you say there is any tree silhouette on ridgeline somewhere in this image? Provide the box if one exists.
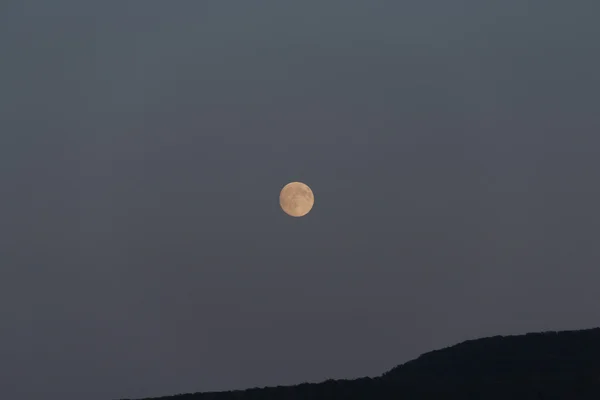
[119,327,600,400]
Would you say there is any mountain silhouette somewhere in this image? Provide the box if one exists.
[120,327,600,400]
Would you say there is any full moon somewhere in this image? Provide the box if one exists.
[279,182,314,217]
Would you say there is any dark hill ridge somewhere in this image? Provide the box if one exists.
[121,327,600,400]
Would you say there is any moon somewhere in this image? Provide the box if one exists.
[279,182,314,217]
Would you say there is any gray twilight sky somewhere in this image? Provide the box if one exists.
[1,1,600,400]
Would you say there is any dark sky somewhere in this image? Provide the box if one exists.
[1,1,599,399]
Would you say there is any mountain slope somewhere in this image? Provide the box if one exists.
[120,327,600,400]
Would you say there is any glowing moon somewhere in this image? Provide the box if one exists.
[279,182,314,217]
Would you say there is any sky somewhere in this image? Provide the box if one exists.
[1,1,599,399]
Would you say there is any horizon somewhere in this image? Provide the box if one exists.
[119,326,600,399]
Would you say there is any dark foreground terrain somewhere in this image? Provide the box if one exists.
[121,327,600,400]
